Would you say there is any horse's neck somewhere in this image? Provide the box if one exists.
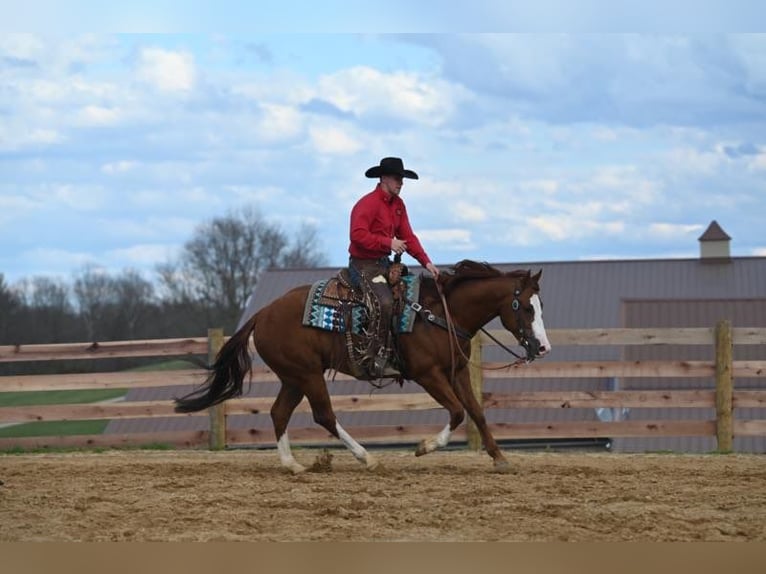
[446,277,511,333]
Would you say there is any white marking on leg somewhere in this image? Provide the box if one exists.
[336,421,379,469]
[435,423,452,448]
[530,294,551,356]
[422,423,452,454]
[277,433,306,474]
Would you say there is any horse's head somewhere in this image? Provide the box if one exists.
[499,269,551,360]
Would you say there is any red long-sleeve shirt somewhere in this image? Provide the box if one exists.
[348,184,432,267]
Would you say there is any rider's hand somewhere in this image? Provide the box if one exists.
[391,238,407,255]
[426,262,440,278]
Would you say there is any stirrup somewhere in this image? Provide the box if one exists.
[372,349,399,378]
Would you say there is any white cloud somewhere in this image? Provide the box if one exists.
[0,33,45,64]
[90,216,198,243]
[230,72,313,106]
[102,161,138,175]
[173,187,221,206]
[26,128,64,145]
[317,66,467,127]
[729,35,766,94]
[409,178,464,200]
[747,152,766,172]
[0,193,42,226]
[31,184,107,211]
[309,124,362,155]
[254,103,303,142]
[22,79,70,102]
[528,215,625,242]
[591,127,620,141]
[474,34,574,93]
[450,201,487,223]
[647,223,704,239]
[107,243,179,266]
[419,228,474,250]
[666,147,726,175]
[136,47,196,92]
[0,125,65,151]
[77,105,122,126]
[520,179,560,195]
[578,166,662,214]
[21,247,94,272]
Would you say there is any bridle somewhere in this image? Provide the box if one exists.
[430,280,536,385]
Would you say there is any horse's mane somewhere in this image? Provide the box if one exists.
[436,259,528,295]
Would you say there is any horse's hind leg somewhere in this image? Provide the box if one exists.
[301,375,380,471]
[414,371,465,456]
[271,383,308,474]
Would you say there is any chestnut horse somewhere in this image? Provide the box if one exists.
[175,260,551,472]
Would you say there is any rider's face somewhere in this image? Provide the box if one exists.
[381,174,403,196]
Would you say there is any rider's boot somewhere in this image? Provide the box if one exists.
[372,347,400,378]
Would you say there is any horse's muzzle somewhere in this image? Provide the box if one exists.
[521,333,549,360]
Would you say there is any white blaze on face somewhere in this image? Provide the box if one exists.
[530,294,551,356]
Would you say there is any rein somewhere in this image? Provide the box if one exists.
[433,279,459,385]
[479,327,530,362]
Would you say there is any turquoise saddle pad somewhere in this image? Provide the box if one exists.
[301,274,421,334]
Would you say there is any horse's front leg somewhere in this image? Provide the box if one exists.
[453,370,511,472]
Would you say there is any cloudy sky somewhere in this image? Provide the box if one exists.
[2,15,766,285]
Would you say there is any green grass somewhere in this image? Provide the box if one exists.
[130,359,202,372]
[0,388,127,407]
[0,359,200,443]
[0,389,126,439]
[0,419,109,438]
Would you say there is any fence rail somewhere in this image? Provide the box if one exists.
[1,323,765,452]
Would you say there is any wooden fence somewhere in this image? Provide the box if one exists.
[1,322,765,452]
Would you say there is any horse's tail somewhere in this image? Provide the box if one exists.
[174,312,258,413]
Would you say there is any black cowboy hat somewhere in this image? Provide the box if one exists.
[365,157,419,179]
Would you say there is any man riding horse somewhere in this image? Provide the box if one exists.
[348,157,440,379]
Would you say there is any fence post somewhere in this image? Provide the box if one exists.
[714,319,733,453]
[207,327,226,450]
[466,335,484,451]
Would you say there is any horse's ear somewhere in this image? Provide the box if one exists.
[532,269,542,282]
[520,269,532,289]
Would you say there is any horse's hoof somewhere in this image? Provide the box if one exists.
[366,456,381,471]
[289,464,307,475]
[492,458,514,474]
[415,441,428,457]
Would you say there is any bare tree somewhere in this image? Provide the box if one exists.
[16,276,71,309]
[112,269,156,339]
[14,276,76,343]
[279,223,329,269]
[73,265,118,340]
[157,206,328,330]
[0,274,21,343]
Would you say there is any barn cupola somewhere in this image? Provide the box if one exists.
[698,220,731,262]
